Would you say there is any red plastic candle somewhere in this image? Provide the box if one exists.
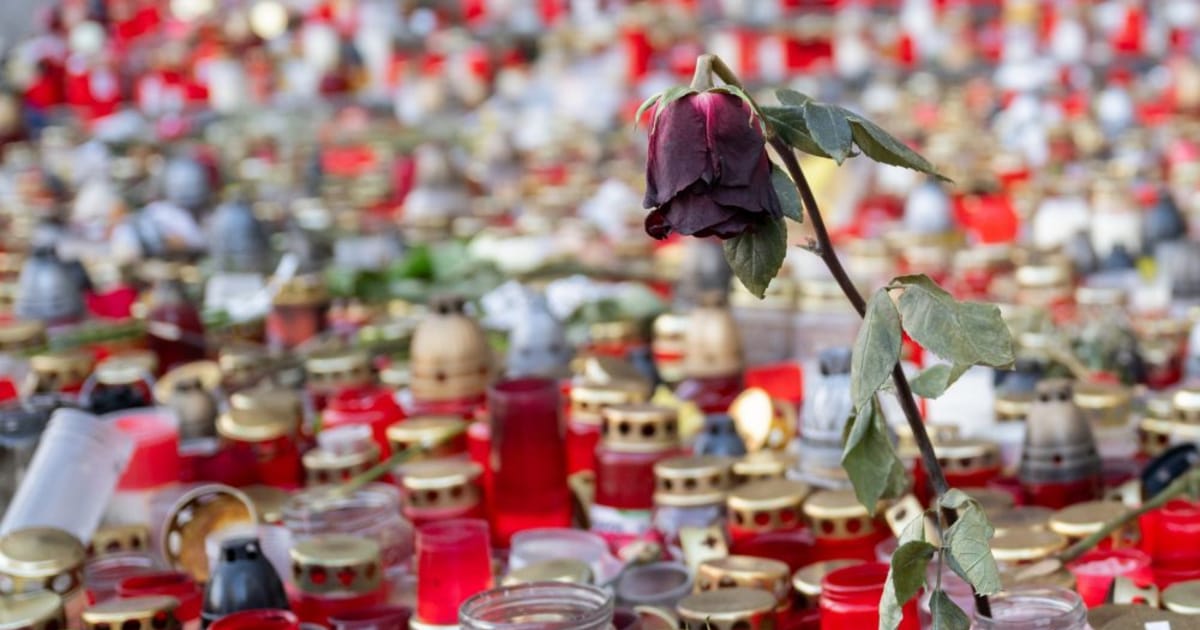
[289,535,388,627]
[591,404,681,549]
[1068,548,1153,608]
[487,378,572,546]
[1138,499,1200,586]
[328,606,412,630]
[216,409,302,489]
[820,563,919,630]
[117,572,203,623]
[567,382,647,475]
[210,609,301,630]
[400,460,486,527]
[415,519,494,626]
[322,386,405,458]
[803,489,891,564]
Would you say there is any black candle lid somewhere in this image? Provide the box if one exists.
[201,537,289,628]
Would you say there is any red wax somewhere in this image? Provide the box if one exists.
[1138,499,1200,571]
[674,374,744,414]
[292,588,389,627]
[810,530,892,564]
[118,571,203,622]
[820,563,919,630]
[403,497,486,529]
[566,418,602,474]
[1068,548,1152,608]
[487,379,572,546]
[731,529,819,573]
[467,420,491,476]
[914,461,1001,506]
[1022,477,1102,509]
[226,436,302,489]
[405,395,486,420]
[595,447,678,510]
[415,519,493,625]
[323,387,405,457]
[267,304,327,350]
[147,299,206,375]
[210,609,300,630]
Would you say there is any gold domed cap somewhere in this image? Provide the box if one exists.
[727,479,811,533]
[933,439,1000,473]
[677,587,776,629]
[217,407,296,442]
[1163,580,1200,615]
[304,348,373,391]
[386,416,467,456]
[994,390,1034,422]
[290,535,382,595]
[654,455,733,508]
[399,459,483,512]
[990,528,1067,563]
[1048,500,1126,538]
[682,303,743,379]
[0,592,65,630]
[695,556,790,606]
[1073,382,1133,427]
[82,595,181,629]
[1173,388,1200,420]
[218,343,270,379]
[990,506,1054,536]
[570,381,649,425]
[0,527,84,597]
[0,320,45,351]
[303,442,380,485]
[408,296,492,402]
[272,274,329,307]
[803,488,883,540]
[600,404,679,452]
[229,388,303,420]
[963,487,1016,516]
[95,354,155,386]
[589,319,642,345]
[240,485,291,524]
[732,451,794,484]
[154,360,222,403]
[792,559,865,598]
[29,350,94,391]
[501,558,593,586]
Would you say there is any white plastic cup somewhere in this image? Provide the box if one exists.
[1,408,134,542]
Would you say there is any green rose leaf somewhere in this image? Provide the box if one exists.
[776,88,812,107]
[803,101,854,164]
[929,589,971,630]
[851,289,902,411]
[941,496,1002,595]
[770,166,804,223]
[841,109,948,180]
[724,215,787,299]
[893,275,1015,370]
[761,106,832,159]
[910,363,971,399]
[842,399,908,514]
[880,540,936,630]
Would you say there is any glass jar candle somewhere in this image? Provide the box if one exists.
[143,262,207,373]
[29,350,93,395]
[290,535,388,627]
[1138,499,1200,587]
[117,571,204,627]
[0,401,52,517]
[82,594,183,629]
[0,527,86,620]
[82,551,159,604]
[1048,500,1130,549]
[592,404,681,548]
[802,489,890,564]
[0,591,66,629]
[502,558,593,586]
[508,529,620,586]
[322,385,405,457]
[283,484,414,573]
[460,582,614,630]
[567,382,647,475]
[399,460,485,527]
[217,406,302,489]
[727,480,817,572]
[83,355,156,415]
[970,586,1087,629]
[210,609,303,630]
[414,519,493,627]
[820,562,919,630]
[613,561,693,609]
[386,416,469,464]
[652,455,732,544]
[267,274,330,350]
[1068,548,1153,608]
[695,555,791,612]
[328,605,412,630]
[303,350,374,413]
[676,587,777,629]
[488,379,571,546]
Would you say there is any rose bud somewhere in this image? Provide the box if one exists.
[643,91,782,240]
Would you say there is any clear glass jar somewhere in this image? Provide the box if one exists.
[282,483,414,572]
[971,586,1089,629]
[459,582,614,630]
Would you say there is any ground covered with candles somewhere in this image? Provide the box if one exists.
[0,0,1199,629]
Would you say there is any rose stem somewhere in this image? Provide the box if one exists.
[1058,467,1200,563]
[769,137,992,617]
[335,435,453,497]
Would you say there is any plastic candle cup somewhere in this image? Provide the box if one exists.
[819,562,918,630]
[414,519,493,626]
[1068,548,1153,608]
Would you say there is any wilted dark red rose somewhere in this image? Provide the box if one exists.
[643,91,782,240]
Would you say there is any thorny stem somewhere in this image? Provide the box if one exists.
[769,136,992,618]
[1058,468,1200,563]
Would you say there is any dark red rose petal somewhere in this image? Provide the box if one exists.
[697,91,768,187]
[644,209,672,240]
[644,94,712,208]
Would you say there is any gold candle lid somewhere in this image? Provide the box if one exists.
[303,442,380,485]
[1146,395,1175,421]
[695,556,790,606]
[0,527,85,597]
[290,535,382,595]
[160,484,256,583]
[990,528,1067,563]
[731,451,793,484]
[29,350,93,387]
[676,587,776,630]
[154,360,222,403]
[654,455,733,508]
[803,489,878,539]
[385,416,467,452]
[379,362,410,389]
[682,303,743,379]
[82,595,181,629]
[590,320,642,345]
[218,343,270,381]
[990,506,1054,535]
[1163,580,1200,615]
[0,320,45,352]
[792,559,865,598]
[304,349,373,389]
[95,354,154,386]
[727,480,812,533]
[88,524,151,558]
[0,592,65,630]
[241,485,291,524]
[933,439,1000,473]
[963,488,1016,516]
[994,390,1034,422]
[1073,383,1133,427]
[272,274,329,307]
[600,404,679,452]
[1173,388,1200,421]
[1048,500,1126,538]
[570,381,648,425]
[400,459,483,511]
[217,408,296,442]
[501,558,593,586]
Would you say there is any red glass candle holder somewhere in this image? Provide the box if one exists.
[292,589,389,627]
[1022,477,1102,510]
[1138,499,1200,575]
[224,436,303,489]
[731,529,819,573]
[322,386,405,458]
[567,418,602,475]
[210,609,301,630]
[1068,548,1153,608]
[674,374,744,414]
[487,378,571,546]
[820,563,919,630]
[328,606,412,630]
[415,519,494,626]
[117,571,203,623]
[267,304,328,351]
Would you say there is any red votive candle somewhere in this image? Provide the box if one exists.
[1068,548,1153,608]
[820,563,919,630]
[323,386,405,458]
[328,606,412,630]
[210,609,301,630]
[415,519,494,626]
[567,382,647,475]
[803,489,891,564]
[289,535,388,627]
[487,378,572,546]
[117,571,203,623]
[591,404,681,549]
[1139,499,1200,586]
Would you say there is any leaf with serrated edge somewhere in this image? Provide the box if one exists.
[770,166,803,223]
[910,363,971,399]
[761,107,832,159]
[776,88,812,107]
[851,290,902,411]
[842,109,946,180]
[894,275,1015,369]
[942,500,1002,595]
[723,216,787,299]
[880,541,936,630]
[929,590,970,630]
[842,399,908,513]
[803,101,854,164]
[940,489,972,510]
